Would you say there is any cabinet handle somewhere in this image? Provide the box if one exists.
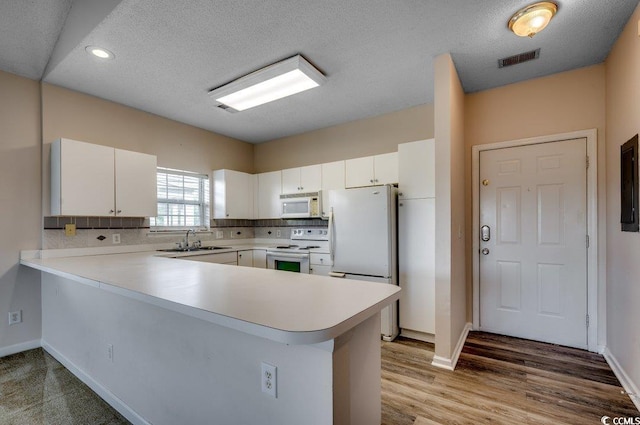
[109,209,115,214]
[226,214,229,217]
[370,179,374,183]
[399,192,403,197]
[300,186,303,190]
[375,179,378,183]
[117,210,122,214]
[399,203,403,206]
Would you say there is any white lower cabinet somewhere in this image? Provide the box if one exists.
[237,250,253,267]
[398,198,435,335]
[310,253,332,276]
[252,249,267,268]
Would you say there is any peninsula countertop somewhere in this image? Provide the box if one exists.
[20,250,400,345]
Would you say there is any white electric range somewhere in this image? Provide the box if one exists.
[266,228,329,273]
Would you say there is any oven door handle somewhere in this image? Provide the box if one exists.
[266,252,310,260]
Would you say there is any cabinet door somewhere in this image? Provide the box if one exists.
[398,198,435,334]
[281,168,301,194]
[300,164,321,192]
[53,138,115,216]
[398,139,435,199]
[321,160,345,216]
[213,170,253,219]
[237,250,253,267]
[252,249,267,268]
[115,149,157,217]
[373,152,398,185]
[257,171,282,219]
[345,156,374,188]
[310,265,332,276]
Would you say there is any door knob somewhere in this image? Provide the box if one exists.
[482,248,490,255]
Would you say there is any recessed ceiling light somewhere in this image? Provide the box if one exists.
[508,2,558,38]
[209,55,326,112]
[85,46,115,60]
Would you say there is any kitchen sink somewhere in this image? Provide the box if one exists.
[157,246,232,253]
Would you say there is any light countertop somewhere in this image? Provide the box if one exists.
[21,251,400,345]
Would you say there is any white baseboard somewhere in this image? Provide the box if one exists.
[42,340,150,425]
[400,329,435,344]
[431,322,472,371]
[603,347,640,412]
[0,339,41,358]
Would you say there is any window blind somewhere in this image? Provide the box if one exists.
[151,168,210,228]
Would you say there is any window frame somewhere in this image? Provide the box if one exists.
[150,167,210,230]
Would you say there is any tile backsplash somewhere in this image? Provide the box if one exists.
[43,217,328,249]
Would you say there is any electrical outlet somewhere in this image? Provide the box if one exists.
[64,223,76,237]
[107,344,114,362]
[112,234,121,244]
[276,230,281,238]
[230,230,234,239]
[8,310,22,325]
[216,230,224,239]
[261,362,277,398]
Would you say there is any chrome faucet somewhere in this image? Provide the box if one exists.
[185,229,196,249]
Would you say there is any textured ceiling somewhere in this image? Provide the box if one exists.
[1,0,638,143]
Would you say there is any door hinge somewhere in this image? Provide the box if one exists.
[586,156,590,169]
[586,234,590,248]
[586,314,590,328]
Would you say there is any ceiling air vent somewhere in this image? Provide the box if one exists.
[498,48,540,68]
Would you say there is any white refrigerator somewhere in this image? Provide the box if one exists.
[328,185,399,341]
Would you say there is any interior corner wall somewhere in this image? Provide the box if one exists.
[0,70,42,354]
[433,53,466,361]
[464,64,607,346]
[604,2,640,399]
[253,104,434,172]
[41,83,255,215]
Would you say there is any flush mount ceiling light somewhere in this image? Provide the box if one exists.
[508,2,558,38]
[209,55,326,112]
[85,45,115,60]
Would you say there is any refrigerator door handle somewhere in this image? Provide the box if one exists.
[328,207,335,263]
[329,272,346,278]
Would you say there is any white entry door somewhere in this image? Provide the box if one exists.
[479,138,588,349]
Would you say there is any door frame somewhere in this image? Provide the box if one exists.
[472,129,599,352]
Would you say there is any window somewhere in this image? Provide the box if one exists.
[151,168,210,228]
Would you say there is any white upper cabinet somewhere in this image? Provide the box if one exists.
[115,149,157,217]
[51,138,157,217]
[257,171,282,219]
[281,165,321,194]
[212,169,254,219]
[374,152,398,185]
[321,160,345,216]
[398,139,435,199]
[345,152,398,188]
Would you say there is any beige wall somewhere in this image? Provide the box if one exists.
[41,83,254,215]
[0,70,42,353]
[605,3,640,397]
[433,54,467,363]
[253,104,434,172]
[464,64,607,346]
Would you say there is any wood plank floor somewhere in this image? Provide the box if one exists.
[381,331,638,425]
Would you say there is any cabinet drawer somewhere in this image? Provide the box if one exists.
[310,253,332,266]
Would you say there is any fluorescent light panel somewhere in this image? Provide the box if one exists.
[210,55,326,111]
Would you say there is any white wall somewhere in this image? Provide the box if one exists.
[41,272,382,424]
[0,70,42,356]
[604,2,640,403]
[433,54,467,366]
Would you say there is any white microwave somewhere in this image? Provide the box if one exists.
[279,192,322,218]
